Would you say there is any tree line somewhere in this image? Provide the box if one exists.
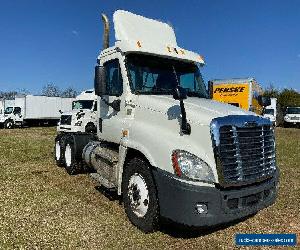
[0,83,78,99]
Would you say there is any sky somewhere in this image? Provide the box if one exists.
[0,0,299,94]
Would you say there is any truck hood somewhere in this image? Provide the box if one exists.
[135,95,254,126]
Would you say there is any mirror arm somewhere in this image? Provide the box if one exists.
[179,100,191,135]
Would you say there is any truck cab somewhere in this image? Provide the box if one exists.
[57,89,97,134]
[263,98,277,126]
[55,10,279,232]
[284,107,300,127]
[0,106,23,128]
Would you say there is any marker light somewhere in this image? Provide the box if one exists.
[137,41,142,48]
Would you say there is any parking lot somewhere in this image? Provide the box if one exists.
[0,127,299,249]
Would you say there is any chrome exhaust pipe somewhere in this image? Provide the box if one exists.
[101,13,109,49]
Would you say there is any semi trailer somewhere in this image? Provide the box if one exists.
[208,78,265,115]
[0,95,74,129]
[54,10,278,232]
[57,89,97,134]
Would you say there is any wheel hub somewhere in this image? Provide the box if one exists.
[128,173,149,217]
[55,142,61,161]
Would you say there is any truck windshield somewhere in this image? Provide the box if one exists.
[4,107,13,114]
[126,54,208,98]
[72,100,94,110]
[286,107,300,114]
[264,109,274,115]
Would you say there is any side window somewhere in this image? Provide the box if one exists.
[14,107,21,115]
[104,59,123,96]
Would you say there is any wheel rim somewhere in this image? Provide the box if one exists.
[128,173,149,217]
[55,141,61,161]
[6,122,12,128]
[65,144,72,167]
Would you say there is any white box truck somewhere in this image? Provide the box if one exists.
[0,95,74,129]
[54,10,279,232]
[57,89,97,134]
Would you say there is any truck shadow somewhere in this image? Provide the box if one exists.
[159,214,256,238]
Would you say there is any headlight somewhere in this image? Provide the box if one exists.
[74,121,82,126]
[171,150,215,183]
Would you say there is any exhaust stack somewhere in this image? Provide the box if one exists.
[101,13,109,49]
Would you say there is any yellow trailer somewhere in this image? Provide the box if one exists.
[208,78,264,115]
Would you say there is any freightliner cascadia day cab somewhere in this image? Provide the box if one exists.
[57,89,97,134]
[0,95,74,129]
[209,78,265,115]
[54,10,279,232]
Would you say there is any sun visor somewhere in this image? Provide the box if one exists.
[113,10,177,47]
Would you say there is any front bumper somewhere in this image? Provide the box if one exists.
[57,125,84,133]
[153,168,279,227]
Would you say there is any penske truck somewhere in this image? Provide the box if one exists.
[54,10,278,232]
[209,78,265,115]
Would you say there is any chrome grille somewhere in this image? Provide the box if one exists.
[60,115,72,125]
[211,115,277,186]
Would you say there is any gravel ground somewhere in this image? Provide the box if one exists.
[0,127,299,249]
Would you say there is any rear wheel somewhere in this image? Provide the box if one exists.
[4,119,14,129]
[54,134,66,167]
[122,157,159,233]
[64,136,82,175]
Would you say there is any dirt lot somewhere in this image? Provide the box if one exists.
[0,127,299,249]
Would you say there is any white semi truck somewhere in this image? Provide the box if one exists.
[263,98,277,126]
[57,89,97,134]
[54,10,278,232]
[0,95,73,129]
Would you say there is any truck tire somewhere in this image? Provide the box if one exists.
[4,119,14,129]
[64,136,81,175]
[85,123,97,134]
[54,134,66,167]
[122,157,159,233]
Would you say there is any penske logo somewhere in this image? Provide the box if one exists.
[214,86,245,93]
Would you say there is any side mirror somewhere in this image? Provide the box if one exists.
[258,96,271,107]
[207,81,213,99]
[94,65,106,96]
[111,99,121,112]
[173,86,187,100]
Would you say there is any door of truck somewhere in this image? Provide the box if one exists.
[98,57,125,143]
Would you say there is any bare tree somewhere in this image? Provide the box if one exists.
[61,87,77,98]
[42,83,60,97]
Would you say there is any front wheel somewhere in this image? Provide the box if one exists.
[122,158,159,233]
[4,119,14,129]
[54,134,66,167]
[64,136,81,175]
